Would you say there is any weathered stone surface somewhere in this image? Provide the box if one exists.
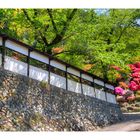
[0,68,123,131]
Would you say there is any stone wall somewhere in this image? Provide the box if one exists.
[0,68,123,131]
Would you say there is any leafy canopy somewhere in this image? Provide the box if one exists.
[0,9,140,83]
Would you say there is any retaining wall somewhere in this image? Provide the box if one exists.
[0,68,123,131]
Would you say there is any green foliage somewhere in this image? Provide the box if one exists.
[40,81,50,91]
[0,9,140,83]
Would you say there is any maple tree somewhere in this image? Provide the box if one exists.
[0,9,140,84]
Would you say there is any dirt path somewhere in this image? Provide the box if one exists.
[97,112,140,131]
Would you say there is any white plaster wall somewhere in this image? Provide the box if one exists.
[50,72,66,89]
[4,56,27,76]
[95,88,106,101]
[67,67,80,77]
[105,83,114,90]
[106,92,116,104]
[29,65,49,82]
[68,79,81,94]
[50,60,66,71]
[81,74,93,82]
[5,40,28,56]
[30,51,49,64]
[94,79,104,86]
[112,95,117,104]
[82,84,95,97]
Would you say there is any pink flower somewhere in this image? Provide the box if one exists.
[128,64,136,71]
[134,62,140,68]
[133,68,140,73]
[128,62,140,72]
[114,87,124,95]
[129,81,139,91]
[122,90,127,95]
[133,78,140,84]
[131,72,140,78]
[138,86,140,90]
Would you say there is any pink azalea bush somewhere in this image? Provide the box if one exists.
[134,62,140,68]
[114,62,140,101]
[133,78,140,85]
[128,62,140,91]
[131,72,140,78]
[133,68,140,73]
[129,81,139,91]
[128,64,136,71]
[114,87,124,95]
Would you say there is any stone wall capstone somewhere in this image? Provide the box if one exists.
[0,68,123,131]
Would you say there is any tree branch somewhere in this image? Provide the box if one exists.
[48,9,77,47]
[38,31,49,46]
[23,9,77,54]
[60,9,77,37]
[62,32,77,41]
[115,10,139,44]
[22,9,34,25]
[46,9,58,34]
[115,20,133,44]
[22,9,49,47]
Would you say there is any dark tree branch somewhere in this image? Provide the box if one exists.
[60,9,77,38]
[23,9,77,54]
[115,21,133,44]
[38,31,49,46]
[48,9,77,47]
[33,9,38,17]
[62,32,77,41]
[115,10,139,44]
[101,61,109,81]
[23,9,34,25]
[46,9,58,34]
[22,9,49,47]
